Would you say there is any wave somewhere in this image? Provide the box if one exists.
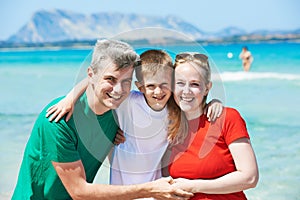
[212,71,300,82]
[0,112,38,118]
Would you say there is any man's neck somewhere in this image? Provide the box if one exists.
[86,86,110,115]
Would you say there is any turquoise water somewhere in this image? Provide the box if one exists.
[0,42,300,199]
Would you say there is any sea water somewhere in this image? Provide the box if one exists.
[0,42,299,199]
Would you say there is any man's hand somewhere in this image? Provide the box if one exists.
[114,129,126,145]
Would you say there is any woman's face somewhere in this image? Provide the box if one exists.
[174,62,211,120]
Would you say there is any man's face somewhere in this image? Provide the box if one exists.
[89,64,134,111]
[137,69,172,111]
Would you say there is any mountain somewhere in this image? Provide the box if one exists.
[4,9,300,46]
[7,9,207,43]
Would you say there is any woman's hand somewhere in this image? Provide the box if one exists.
[171,178,193,193]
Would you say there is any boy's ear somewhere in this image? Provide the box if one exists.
[135,81,144,92]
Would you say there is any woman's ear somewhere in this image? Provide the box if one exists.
[205,81,212,95]
[135,81,144,93]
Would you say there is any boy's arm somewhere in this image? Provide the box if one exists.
[204,99,223,122]
[46,78,88,122]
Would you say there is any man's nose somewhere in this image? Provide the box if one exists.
[113,82,122,93]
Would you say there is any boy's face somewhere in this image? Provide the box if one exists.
[137,69,172,111]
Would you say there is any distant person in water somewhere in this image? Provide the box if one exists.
[239,46,253,72]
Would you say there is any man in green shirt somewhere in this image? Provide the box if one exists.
[12,39,193,200]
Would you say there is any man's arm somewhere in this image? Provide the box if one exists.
[52,160,193,200]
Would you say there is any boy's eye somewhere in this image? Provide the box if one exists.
[161,83,170,90]
[146,84,155,90]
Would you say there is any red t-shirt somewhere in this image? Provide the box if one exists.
[169,107,250,200]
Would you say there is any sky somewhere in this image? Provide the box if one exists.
[0,0,299,40]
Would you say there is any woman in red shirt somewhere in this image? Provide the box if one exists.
[167,53,259,199]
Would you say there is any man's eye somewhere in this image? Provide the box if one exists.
[105,77,115,82]
[122,80,132,87]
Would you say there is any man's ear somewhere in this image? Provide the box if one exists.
[87,67,95,83]
[135,81,144,93]
[87,67,94,78]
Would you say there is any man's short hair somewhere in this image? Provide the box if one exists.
[90,39,140,73]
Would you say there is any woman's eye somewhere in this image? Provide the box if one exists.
[176,82,185,86]
[191,83,200,87]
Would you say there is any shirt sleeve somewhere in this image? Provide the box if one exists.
[40,116,80,163]
[222,107,250,145]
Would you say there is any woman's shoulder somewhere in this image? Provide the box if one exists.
[224,107,239,113]
[222,107,244,120]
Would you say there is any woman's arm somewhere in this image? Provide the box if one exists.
[46,78,88,122]
[172,138,259,194]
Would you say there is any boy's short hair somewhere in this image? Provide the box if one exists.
[135,49,173,82]
[90,39,140,73]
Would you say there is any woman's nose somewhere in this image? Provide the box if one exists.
[182,84,191,94]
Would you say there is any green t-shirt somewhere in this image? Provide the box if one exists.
[12,93,118,200]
